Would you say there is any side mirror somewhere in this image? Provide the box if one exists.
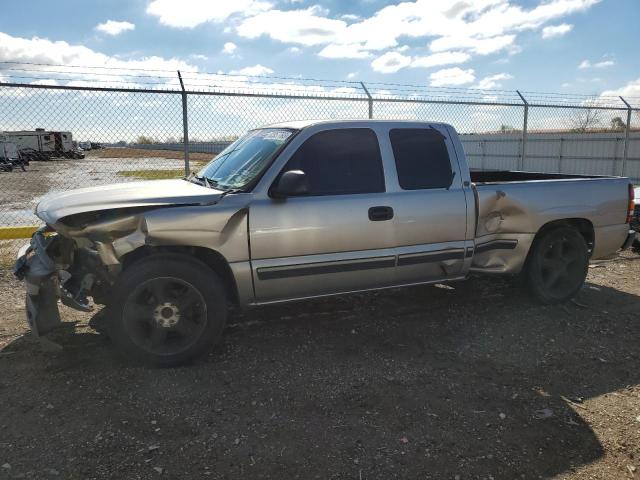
[271,170,308,198]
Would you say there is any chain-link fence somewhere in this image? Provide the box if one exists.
[1,69,639,261]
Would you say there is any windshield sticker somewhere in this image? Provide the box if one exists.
[262,130,292,141]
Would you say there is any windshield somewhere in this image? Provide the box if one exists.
[195,128,295,190]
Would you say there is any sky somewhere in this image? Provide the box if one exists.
[0,0,639,100]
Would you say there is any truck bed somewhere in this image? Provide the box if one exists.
[470,170,630,273]
[470,170,612,184]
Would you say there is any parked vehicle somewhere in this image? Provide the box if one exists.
[66,149,85,160]
[14,120,636,365]
[78,141,92,151]
[3,129,74,159]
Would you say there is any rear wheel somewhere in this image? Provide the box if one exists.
[525,227,589,304]
[108,254,227,366]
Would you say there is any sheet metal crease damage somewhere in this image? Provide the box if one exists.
[13,199,248,348]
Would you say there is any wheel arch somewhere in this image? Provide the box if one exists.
[523,217,595,269]
[120,245,240,305]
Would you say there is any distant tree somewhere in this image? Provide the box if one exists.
[165,136,177,143]
[571,101,603,132]
[499,124,520,133]
[136,135,154,144]
[610,116,626,131]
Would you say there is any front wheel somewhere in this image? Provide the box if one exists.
[108,254,228,366]
[525,227,589,304]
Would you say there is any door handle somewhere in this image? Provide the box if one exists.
[368,206,394,221]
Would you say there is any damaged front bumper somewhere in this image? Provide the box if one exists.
[13,227,94,337]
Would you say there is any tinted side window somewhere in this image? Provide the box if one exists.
[389,128,453,190]
[285,128,385,195]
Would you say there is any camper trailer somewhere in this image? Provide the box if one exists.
[0,135,28,171]
[3,129,74,159]
[0,136,19,160]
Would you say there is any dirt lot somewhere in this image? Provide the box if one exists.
[0,252,639,479]
[0,150,212,226]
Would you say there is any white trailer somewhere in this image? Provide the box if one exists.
[3,129,55,156]
[0,134,28,171]
[3,129,74,158]
[0,135,19,160]
[55,131,74,153]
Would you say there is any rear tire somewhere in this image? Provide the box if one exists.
[108,254,227,366]
[525,227,589,304]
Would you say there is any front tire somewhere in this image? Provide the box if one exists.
[525,227,589,304]
[108,254,227,366]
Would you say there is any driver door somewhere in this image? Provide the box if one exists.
[248,127,398,302]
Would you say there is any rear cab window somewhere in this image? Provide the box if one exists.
[389,128,454,190]
[284,128,385,195]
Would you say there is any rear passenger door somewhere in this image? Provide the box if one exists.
[249,127,398,302]
[384,126,471,284]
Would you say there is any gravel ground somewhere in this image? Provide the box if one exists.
[0,252,639,479]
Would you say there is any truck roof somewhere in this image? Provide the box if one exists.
[263,119,452,130]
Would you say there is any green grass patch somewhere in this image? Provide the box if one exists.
[117,162,208,181]
[117,169,186,180]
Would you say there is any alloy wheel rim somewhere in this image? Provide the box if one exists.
[539,235,584,296]
[123,277,207,356]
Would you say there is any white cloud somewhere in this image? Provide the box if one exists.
[95,20,135,36]
[341,14,360,22]
[235,0,599,63]
[288,46,302,54]
[474,73,513,90]
[429,67,475,87]
[222,42,237,55]
[346,72,358,80]
[189,54,208,61]
[429,35,516,55]
[237,6,345,46]
[0,32,194,86]
[601,78,640,99]
[371,52,411,74]
[146,0,271,28]
[411,51,471,69]
[579,59,615,69]
[319,44,371,59]
[357,50,476,74]
[541,23,573,38]
[229,64,274,76]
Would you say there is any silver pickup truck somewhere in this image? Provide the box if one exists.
[14,120,636,365]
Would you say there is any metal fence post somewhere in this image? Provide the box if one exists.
[558,137,564,174]
[516,90,528,171]
[361,82,373,119]
[619,96,632,177]
[178,71,190,177]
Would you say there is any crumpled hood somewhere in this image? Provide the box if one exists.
[36,179,223,224]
